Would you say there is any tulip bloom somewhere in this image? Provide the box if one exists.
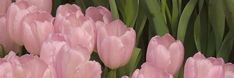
[0,0,11,16]
[184,52,225,78]
[6,1,38,45]
[22,11,54,55]
[96,20,136,69]
[85,6,112,23]
[54,4,83,32]
[54,4,95,54]
[224,63,234,78]
[16,0,52,13]
[55,45,101,78]
[146,33,184,74]
[0,17,19,52]
[128,63,173,78]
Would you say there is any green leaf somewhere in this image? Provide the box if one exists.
[171,0,180,36]
[52,0,62,16]
[144,0,169,35]
[206,27,216,56]
[117,48,141,77]
[177,0,198,42]
[217,31,234,62]
[116,0,139,26]
[224,0,234,30]
[208,0,225,50]
[92,0,109,7]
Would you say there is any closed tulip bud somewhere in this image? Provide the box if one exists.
[54,4,83,32]
[96,20,136,69]
[131,63,173,78]
[6,1,38,45]
[16,0,52,13]
[0,16,19,52]
[85,6,112,23]
[0,0,11,16]
[22,11,54,55]
[55,45,101,78]
[184,52,225,78]
[224,63,234,78]
[146,33,184,74]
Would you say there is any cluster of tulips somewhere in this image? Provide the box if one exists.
[0,0,234,78]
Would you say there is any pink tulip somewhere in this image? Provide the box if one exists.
[0,51,56,78]
[6,1,38,45]
[96,20,136,69]
[54,4,83,32]
[85,6,112,23]
[224,63,234,78]
[0,16,19,52]
[184,52,225,78]
[146,33,184,74]
[0,0,11,16]
[130,63,173,78]
[16,0,52,13]
[22,11,54,55]
[55,45,101,78]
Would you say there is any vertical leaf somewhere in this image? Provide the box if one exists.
[208,0,225,50]
[206,27,216,56]
[171,0,180,36]
[224,0,234,30]
[109,0,119,19]
[144,0,169,35]
[177,0,198,42]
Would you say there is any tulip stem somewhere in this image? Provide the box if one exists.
[109,0,119,19]
[107,69,116,78]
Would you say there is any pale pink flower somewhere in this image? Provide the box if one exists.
[96,20,136,69]
[0,0,11,16]
[224,63,234,78]
[22,11,54,55]
[146,33,184,74]
[6,1,38,45]
[85,6,112,23]
[16,0,52,13]
[184,52,225,78]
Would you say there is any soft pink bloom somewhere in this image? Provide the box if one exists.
[54,4,83,32]
[16,0,52,13]
[224,63,234,78]
[129,63,173,78]
[54,45,101,78]
[6,1,38,45]
[96,20,136,69]
[146,33,184,74]
[0,16,19,52]
[0,51,56,78]
[85,6,112,23]
[22,11,54,55]
[54,4,95,54]
[184,52,225,78]
[0,0,11,16]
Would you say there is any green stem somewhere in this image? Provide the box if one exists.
[107,69,116,78]
[109,0,119,19]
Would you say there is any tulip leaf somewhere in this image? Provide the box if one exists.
[0,45,5,58]
[208,0,225,50]
[92,0,109,8]
[116,0,139,26]
[144,0,169,35]
[171,0,180,36]
[161,0,171,26]
[224,0,234,30]
[117,48,141,77]
[217,31,234,62]
[206,27,216,57]
[177,0,198,42]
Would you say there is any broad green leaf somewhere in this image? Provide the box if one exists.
[116,0,139,26]
[144,0,169,35]
[224,0,234,30]
[208,0,225,50]
[177,0,198,42]
[171,0,180,36]
[206,27,216,56]
[117,48,141,77]
[161,0,171,26]
[217,31,234,62]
